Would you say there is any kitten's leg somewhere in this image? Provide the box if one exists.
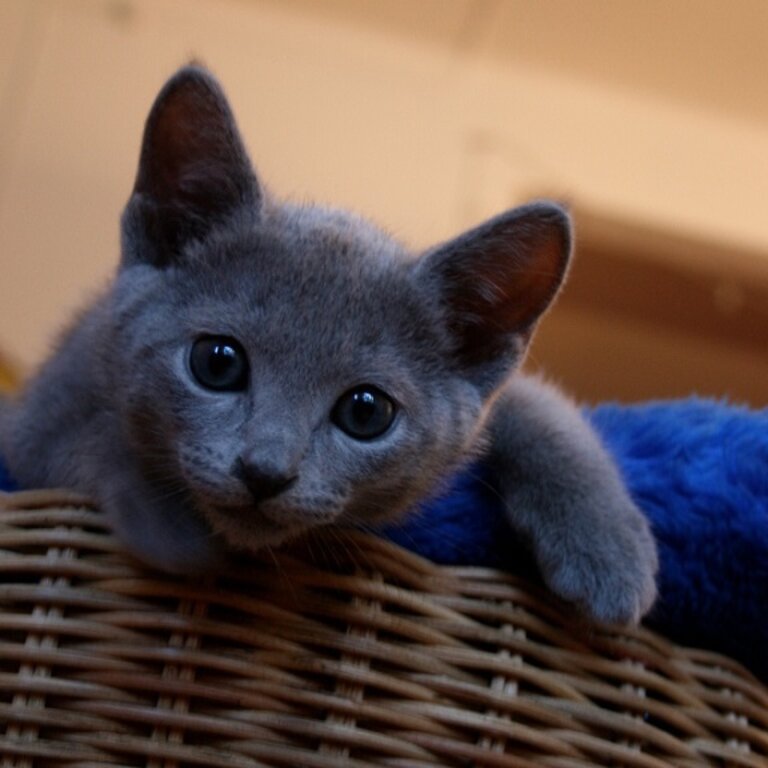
[486,374,657,624]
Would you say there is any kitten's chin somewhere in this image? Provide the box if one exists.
[110,505,230,576]
[201,503,313,553]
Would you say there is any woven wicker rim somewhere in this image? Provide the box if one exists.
[1,489,767,767]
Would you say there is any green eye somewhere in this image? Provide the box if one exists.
[189,336,248,392]
[332,385,396,440]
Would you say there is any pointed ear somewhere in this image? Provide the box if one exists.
[417,202,571,393]
[121,65,261,266]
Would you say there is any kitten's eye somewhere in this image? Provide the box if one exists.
[189,336,248,392]
[332,385,396,440]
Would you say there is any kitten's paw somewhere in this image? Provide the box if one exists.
[537,500,658,625]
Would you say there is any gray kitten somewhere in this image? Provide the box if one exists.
[0,67,657,624]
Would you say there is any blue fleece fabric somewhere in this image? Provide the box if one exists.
[386,399,768,682]
[0,457,16,492]
[1,398,766,681]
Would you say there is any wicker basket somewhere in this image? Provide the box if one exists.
[0,490,766,767]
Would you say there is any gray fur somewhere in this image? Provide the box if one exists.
[0,66,657,623]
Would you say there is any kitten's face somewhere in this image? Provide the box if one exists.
[111,205,485,558]
[106,65,569,571]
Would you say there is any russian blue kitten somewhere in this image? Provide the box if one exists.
[0,67,657,624]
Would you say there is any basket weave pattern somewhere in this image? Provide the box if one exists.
[0,490,766,767]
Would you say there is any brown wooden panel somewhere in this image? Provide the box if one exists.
[563,209,768,357]
[527,209,768,405]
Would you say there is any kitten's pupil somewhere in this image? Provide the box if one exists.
[190,336,248,391]
[332,386,395,440]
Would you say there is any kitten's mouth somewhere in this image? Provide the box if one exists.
[200,501,314,552]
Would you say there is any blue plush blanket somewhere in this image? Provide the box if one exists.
[386,398,768,683]
[2,398,766,681]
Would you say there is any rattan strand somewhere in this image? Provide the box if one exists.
[0,490,766,767]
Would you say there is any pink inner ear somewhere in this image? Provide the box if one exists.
[144,90,195,200]
[126,67,260,261]
[483,222,569,330]
[438,207,570,367]
[136,75,237,204]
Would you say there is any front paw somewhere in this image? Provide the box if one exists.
[535,500,658,625]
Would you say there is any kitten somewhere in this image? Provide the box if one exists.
[0,66,657,624]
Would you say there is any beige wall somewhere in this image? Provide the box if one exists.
[1,0,767,401]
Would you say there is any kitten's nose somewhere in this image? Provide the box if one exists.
[233,457,297,503]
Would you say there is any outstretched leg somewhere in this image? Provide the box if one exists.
[486,374,658,624]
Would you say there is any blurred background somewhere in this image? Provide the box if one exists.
[1,0,767,404]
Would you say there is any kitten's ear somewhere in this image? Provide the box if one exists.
[417,202,571,394]
[122,65,261,266]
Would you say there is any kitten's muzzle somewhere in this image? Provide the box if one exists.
[232,456,298,504]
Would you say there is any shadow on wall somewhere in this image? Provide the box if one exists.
[0,353,19,393]
[528,208,768,407]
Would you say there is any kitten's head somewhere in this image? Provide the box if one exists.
[111,66,570,571]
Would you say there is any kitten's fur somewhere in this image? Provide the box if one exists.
[0,67,657,623]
